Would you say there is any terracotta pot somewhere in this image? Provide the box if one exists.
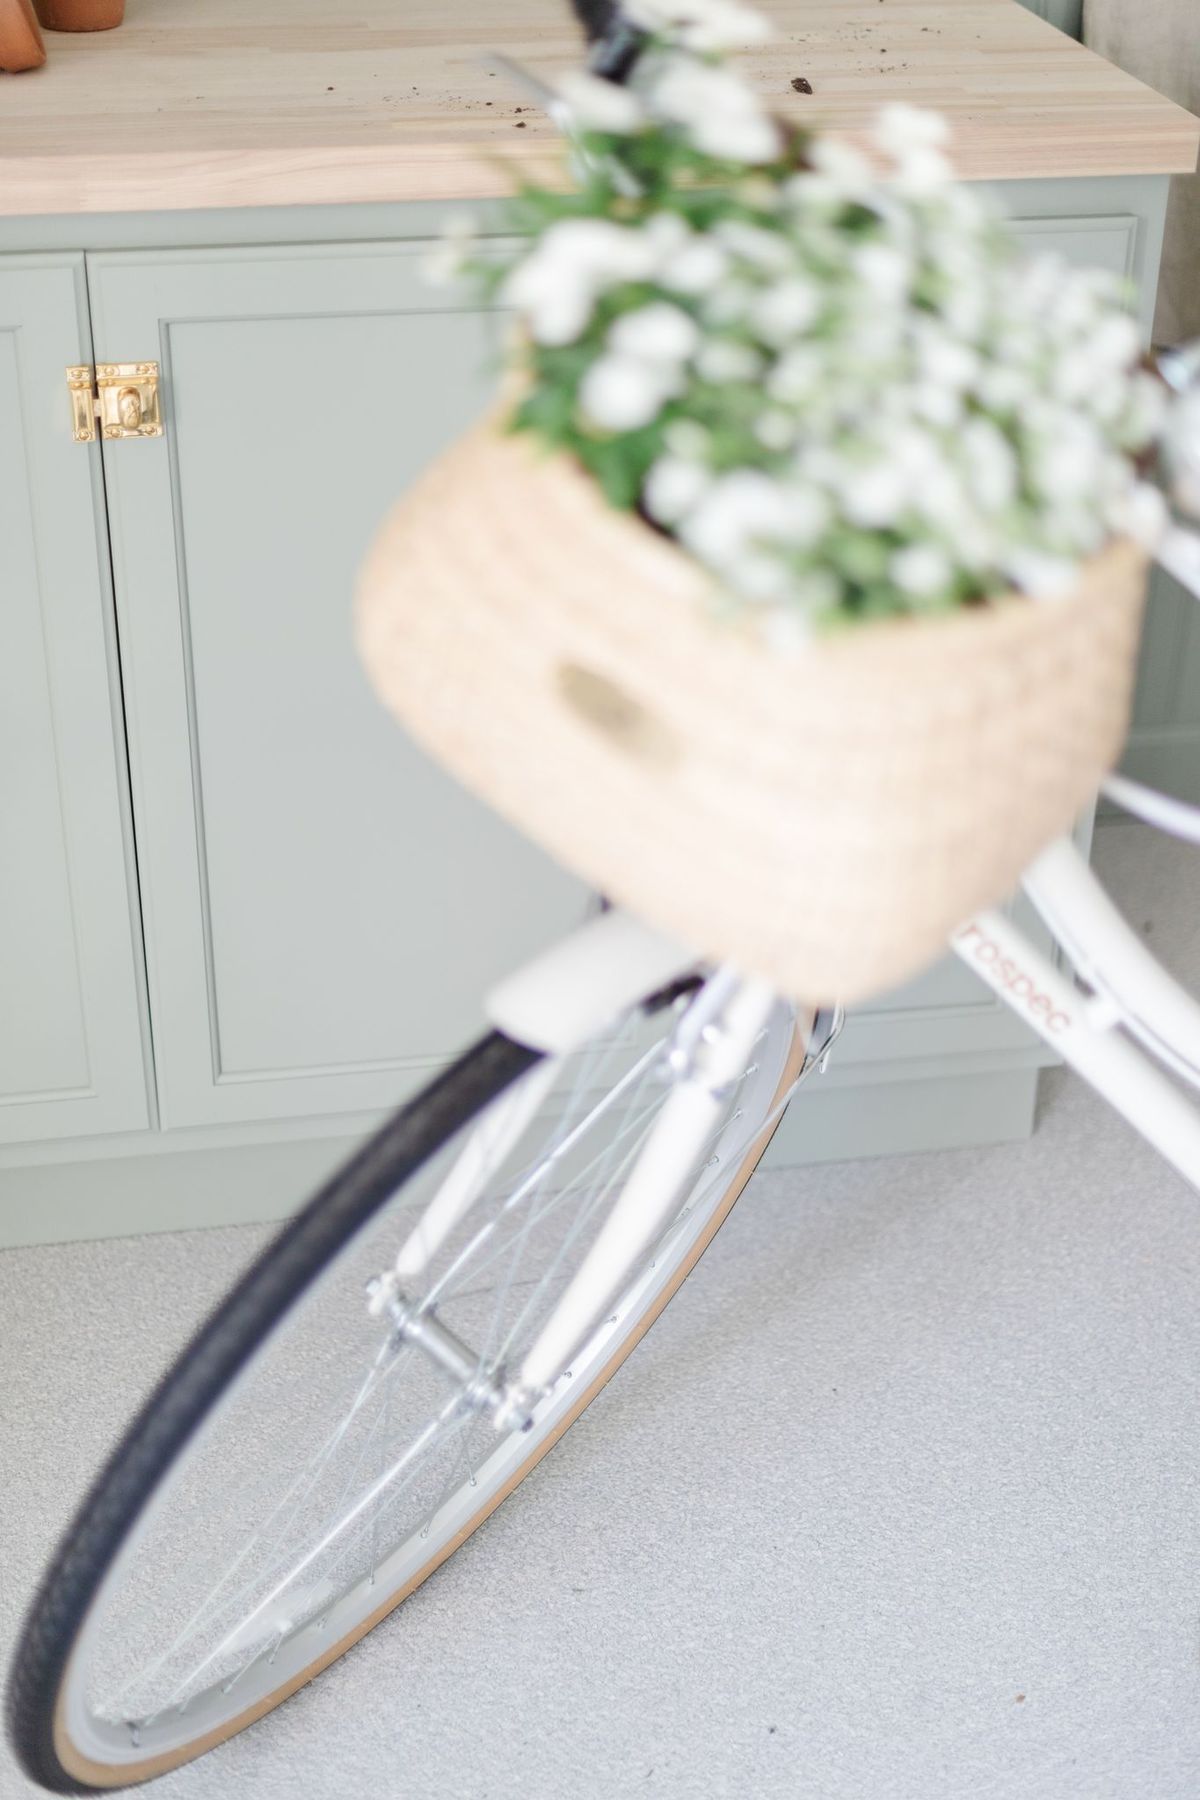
[0,0,46,68]
[34,0,123,29]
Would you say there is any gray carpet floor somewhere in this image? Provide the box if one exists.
[5,819,1200,1800]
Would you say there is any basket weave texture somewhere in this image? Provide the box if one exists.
[356,417,1149,1004]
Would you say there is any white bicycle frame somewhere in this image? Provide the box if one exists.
[379,75,1200,1427]
[388,463,1200,1429]
[954,519,1200,1191]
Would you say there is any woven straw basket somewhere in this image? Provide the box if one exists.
[356,416,1149,1004]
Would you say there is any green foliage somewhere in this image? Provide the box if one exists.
[436,37,1159,637]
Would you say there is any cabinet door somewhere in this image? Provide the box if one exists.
[87,245,586,1130]
[0,257,149,1144]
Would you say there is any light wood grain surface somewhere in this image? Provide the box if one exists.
[1,0,1196,216]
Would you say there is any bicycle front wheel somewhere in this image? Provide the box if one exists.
[9,983,801,1793]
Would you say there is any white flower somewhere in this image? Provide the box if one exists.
[1053,347,1100,406]
[421,212,477,286]
[1088,311,1141,372]
[781,172,843,217]
[555,70,645,133]
[890,543,952,597]
[1029,416,1104,505]
[915,332,977,390]
[1121,370,1169,445]
[975,363,1030,413]
[911,382,963,429]
[624,0,773,51]
[578,353,682,430]
[961,418,1018,511]
[838,458,912,528]
[1048,279,1110,339]
[608,301,700,363]
[840,309,905,366]
[515,284,596,346]
[807,137,876,194]
[793,443,844,489]
[1052,505,1107,557]
[1086,376,1133,427]
[1011,254,1064,321]
[696,338,764,382]
[900,451,966,529]
[765,344,823,404]
[663,240,730,294]
[664,418,712,459]
[538,217,660,281]
[648,54,782,164]
[501,219,660,344]
[702,278,755,324]
[1004,550,1080,599]
[754,409,797,450]
[947,511,1000,568]
[941,283,987,340]
[681,470,829,566]
[852,242,911,303]
[1108,481,1169,550]
[647,56,754,128]
[748,277,821,345]
[873,104,950,158]
[691,109,782,164]
[729,551,794,600]
[892,146,954,198]
[641,211,694,261]
[680,469,797,562]
[477,62,1160,637]
[643,455,712,523]
[779,483,831,544]
[715,219,794,272]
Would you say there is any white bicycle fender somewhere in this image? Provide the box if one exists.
[485,907,700,1056]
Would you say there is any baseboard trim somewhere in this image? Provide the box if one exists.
[764,1066,1038,1169]
[1121,726,1200,805]
[0,1067,1039,1250]
[0,1134,361,1251]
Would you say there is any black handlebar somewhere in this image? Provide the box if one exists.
[568,0,646,82]
[569,0,620,39]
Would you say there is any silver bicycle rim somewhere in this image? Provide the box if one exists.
[57,995,796,1775]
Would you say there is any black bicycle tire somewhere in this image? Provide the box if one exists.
[7,1032,538,1795]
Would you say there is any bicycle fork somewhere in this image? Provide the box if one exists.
[367,908,821,1432]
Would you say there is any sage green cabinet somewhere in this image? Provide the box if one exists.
[0,177,1183,1238]
[86,244,587,1130]
[1016,0,1082,38]
[0,257,149,1146]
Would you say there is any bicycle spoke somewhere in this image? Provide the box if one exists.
[63,990,792,1770]
[144,1399,471,1721]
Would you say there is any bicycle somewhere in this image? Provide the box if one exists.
[10,9,1200,1795]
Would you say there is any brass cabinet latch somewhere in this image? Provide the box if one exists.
[67,362,163,443]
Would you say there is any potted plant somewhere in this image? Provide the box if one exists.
[357,0,1167,1003]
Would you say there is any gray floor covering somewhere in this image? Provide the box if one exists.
[4,819,1200,1800]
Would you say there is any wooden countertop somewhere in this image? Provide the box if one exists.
[1,0,1197,217]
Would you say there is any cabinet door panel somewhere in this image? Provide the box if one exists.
[0,257,148,1144]
[88,246,586,1128]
